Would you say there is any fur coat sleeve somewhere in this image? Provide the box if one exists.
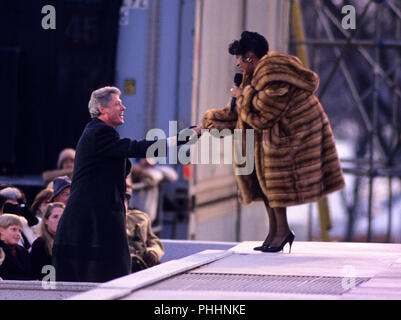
[202,104,238,132]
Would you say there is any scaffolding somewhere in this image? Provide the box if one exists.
[289,0,401,242]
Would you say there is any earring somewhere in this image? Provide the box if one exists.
[247,57,252,63]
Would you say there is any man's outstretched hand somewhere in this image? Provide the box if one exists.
[190,125,203,136]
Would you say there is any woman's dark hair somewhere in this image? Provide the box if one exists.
[228,31,269,58]
[30,188,53,215]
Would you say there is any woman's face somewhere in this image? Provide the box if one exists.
[45,207,64,235]
[38,197,52,215]
[236,52,258,75]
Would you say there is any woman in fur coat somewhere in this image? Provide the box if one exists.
[202,31,345,252]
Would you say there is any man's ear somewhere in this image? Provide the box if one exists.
[98,105,107,115]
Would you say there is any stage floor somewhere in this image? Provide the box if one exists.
[72,241,401,300]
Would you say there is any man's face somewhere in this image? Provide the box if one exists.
[0,224,22,246]
[100,94,126,128]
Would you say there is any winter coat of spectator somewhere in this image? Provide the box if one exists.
[0,214,33,280]
[30,202,64,280]
[0,187,38,250]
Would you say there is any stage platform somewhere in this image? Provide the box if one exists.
[70,241,401,300]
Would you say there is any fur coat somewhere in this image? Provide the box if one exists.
[202,51,345,208]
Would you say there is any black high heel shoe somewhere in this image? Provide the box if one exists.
[261,231,295,253]
[253,243,270,251]
[253,235,273,251]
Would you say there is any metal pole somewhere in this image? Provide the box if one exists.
[187,0,203,240]
[143,0,161,134]
[390,6,401,161]
[386,176,393,242]
[367,2,382,242]
[387,0,401,20]
[387,3,401,243]
[308,203,313,241]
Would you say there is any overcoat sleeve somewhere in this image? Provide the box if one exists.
[95,124,164,159]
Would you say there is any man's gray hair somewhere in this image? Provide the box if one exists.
[88,86,121,118]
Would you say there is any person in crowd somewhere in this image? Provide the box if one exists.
[0,187,38,250]
[0,214,33,280]
[30,188,54,237]
[125,178,164,272]
[130,160,157,188]
[131,158,178,223]
[50,176,71,205]
[30,202,64,280]
[0,246,4,280]
[42,148,75,185]
[30,188,53,219]
[53,86,202,282]
[202,31,345,253]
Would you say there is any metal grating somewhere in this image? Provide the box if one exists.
[143,272,371,295]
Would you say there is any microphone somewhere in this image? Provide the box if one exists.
[230,73,243,111]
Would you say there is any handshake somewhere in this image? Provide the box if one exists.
[175,125,203,146]
[187,125,203,139]
[147,123,204,162]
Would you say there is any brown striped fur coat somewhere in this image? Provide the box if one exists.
[202,51,345,207]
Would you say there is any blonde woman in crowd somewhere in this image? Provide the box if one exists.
[30,202,64,280]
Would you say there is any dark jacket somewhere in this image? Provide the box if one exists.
[30,237,52,280]
[52,118,161,283]
[0,239,33,280]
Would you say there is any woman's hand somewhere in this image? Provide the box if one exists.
[230,85,242,99]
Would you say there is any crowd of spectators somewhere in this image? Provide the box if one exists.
[0,148,166,281]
